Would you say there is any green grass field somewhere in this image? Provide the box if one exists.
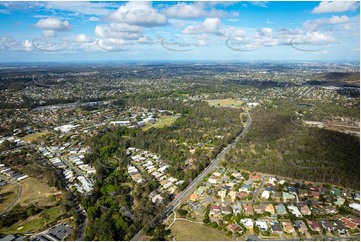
[142,115,179,131]
[170,220,232,241]
[21,131,50,142]
[1,206,63,234]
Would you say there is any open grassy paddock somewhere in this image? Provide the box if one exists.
[0,184,18,213]
[18,177,61,206]
[21,131,50,142]
[206,98,244,108]
[170,220,232,241]
[142,114,179,131]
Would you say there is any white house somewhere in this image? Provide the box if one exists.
[261,190,270,199]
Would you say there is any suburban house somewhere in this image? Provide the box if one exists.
[218,190,226,201]
[283,192,295,202]
[221,205,232,215]
[333,221,347,235]
[227,223,242,233]
[240,183,251,192]
[307,220,321,232]
[232,203,243,214]
[265,204,275,215]
[311,191,320,200]
[349,215,360,225]
[270,221,282,234]
[295,220,308,233]
[254,204,266,214]
[300,204,312,216]
[208,176,218,184]
[190,193,199,201]
[229,190,237,202]
[238,192,249,200]
[249,174,261,180]
[282,221,295,234]
[243,204,254,216]
[275,204,287,216]
[320,220,334,231]
[240,218,254,229]
[261,190,270,200]
[340,217,358,229]
[256,220,268,231]
[210,205,221,217]
[288,205,303,218]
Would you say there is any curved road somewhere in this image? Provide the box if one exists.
[131,112,252,241]
[0,175,23,216]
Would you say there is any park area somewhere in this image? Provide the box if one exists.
[170,220,232,241]
[20,131,50,142]
[142,114,179,131]
[206,98,244,108]
[1,206,63,234]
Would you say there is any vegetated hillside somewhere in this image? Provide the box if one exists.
[227,106,360,189]
[308,72,360,87]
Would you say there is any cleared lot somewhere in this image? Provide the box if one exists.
[170,220,232,241]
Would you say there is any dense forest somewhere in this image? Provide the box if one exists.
[226,104,360,189]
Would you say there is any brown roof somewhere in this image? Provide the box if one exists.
[349,215,360,225]
[243,205,254,215]
[340,218,357,229]
[307,221,321,231]
[311,191,320,198]
[227,223,242,233]
[210,205,221,211]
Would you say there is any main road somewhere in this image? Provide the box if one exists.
[131,112,252,241]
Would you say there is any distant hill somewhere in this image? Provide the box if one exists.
[308,72,360,87]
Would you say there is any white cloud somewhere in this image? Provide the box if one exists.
[35,17,72,31]
[163,2,237,19]
[0,35,28,51]
[250,1,269,8]
[183,18,222,34]
[42,30,56,38]
[95,25,143,40]
[23,40,33,51]
[109,23,143,33]
[183,18,245,40]
[107,2,167,27]
[76,34,91,43]
[35,17,72,38]
[89,17,99,22]
[163,2,206,19]
[312,1,359,14]
[304,15,349,31]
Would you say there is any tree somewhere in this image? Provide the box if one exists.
[253,225,260,235]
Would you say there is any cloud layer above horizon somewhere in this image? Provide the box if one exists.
[0,1,359,62]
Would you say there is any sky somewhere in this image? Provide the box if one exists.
[0,1,359,63]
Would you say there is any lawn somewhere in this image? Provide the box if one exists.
[142,115,179,131]
[170,220,232,241]
[206,98,244,108]
[1,206,63,234]
[18,178,61,206]
[0,184,18,213]
[21,131,50,142]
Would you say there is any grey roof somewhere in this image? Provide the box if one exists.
[0,235,15,241]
